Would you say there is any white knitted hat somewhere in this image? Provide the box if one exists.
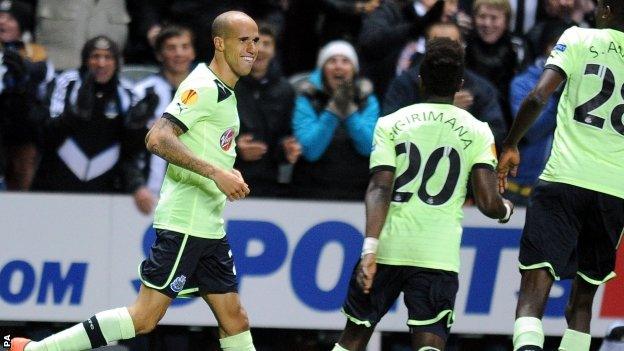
[316,40,359,72]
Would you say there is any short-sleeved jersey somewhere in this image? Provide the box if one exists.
[153,64,239,239]
[541,27,624,199]
[371,103,497,272]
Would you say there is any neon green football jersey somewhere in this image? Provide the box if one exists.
[542,27,624,199]
[153,64,239,239]
[370,103,497,272]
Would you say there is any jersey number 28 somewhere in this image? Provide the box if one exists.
[574,63,624,136]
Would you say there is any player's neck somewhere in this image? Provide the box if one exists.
[424,95,454,105]
[607,22,624,33]
[208,58,239,88]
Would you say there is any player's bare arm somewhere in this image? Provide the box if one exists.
[358,170,394,294]
[497,69,565,192]
[146,117,250,201]
[471,167,513,223]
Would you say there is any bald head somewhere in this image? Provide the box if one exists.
[212,11,255,39]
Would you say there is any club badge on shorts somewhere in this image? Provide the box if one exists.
[170,275,187,293]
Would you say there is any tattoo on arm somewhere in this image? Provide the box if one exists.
[146,118,218,179]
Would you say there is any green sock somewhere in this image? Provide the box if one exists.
[513,317,545,351]
[25,307,136,351]
[559,329,591,351]
[219,330,256,351]
[332,344,350,351]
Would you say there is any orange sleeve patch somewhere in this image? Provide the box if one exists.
[180,89,199,105]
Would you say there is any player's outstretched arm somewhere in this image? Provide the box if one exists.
[471,166,514,223]
[146,117,249,201]
[498,69,565,191]
[358,170,394,294]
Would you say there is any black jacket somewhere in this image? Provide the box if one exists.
[465,32,524,123]
[234,63,296,197]
[358,0,429,99]
[383,61,508,145]
[33,70,143,193]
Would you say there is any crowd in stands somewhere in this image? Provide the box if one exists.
[0,0,597,210]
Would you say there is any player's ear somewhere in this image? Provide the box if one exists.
[213,37,225,52]
[603,4,611,18]
[458,78,465,91]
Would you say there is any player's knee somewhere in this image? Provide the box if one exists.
[128,306,161,335]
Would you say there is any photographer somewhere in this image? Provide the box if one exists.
[291,40,380,200]
[33,36,149,213]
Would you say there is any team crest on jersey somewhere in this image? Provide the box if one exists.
[180,89,199,106]
[220,128,235,151]
[170,275,186,292]
[554,44,567,52]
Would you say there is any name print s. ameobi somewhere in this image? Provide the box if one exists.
[589,41,624,59]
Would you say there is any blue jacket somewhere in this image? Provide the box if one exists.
[509,59,558,186]
[293,69,380,162]
[291,69,380,200]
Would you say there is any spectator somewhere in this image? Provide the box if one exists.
[234,23,300,197]
[0,0,51,190]
[132,26,196,204]
[395,0,462,75]
[383,22,507,146]
[32,36,148,213]
[358,0,445,99]
[505,21,567,205]
[465,0,525,124]
[291,40,379,200]
[524,0,594,60]
[317,0,381,45]
[35,0,130,70]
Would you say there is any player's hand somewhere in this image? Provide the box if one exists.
[496,145,520,194]
[237,134,268,161]
[498,198,514,224]
[357,253,377,294]
[453,90,474,110]
[212,168,250,201]
[133,186,156,214]
[282,136,302,164]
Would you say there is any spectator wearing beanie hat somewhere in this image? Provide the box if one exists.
[291,40,380,200]
[33,35,153,215]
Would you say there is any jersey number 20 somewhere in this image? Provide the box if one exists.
[392,142,460,205]
[574,64,624,136]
